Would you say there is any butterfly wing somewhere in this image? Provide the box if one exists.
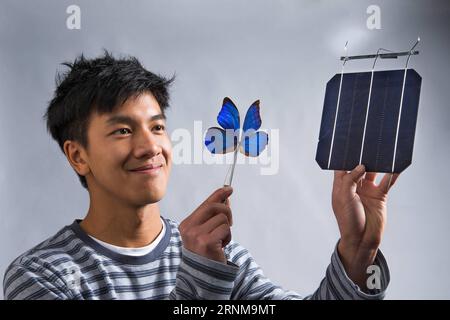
[217,97,240,130]
[240,130,269,157]
[242,100,262,132]
[205,127,239,154]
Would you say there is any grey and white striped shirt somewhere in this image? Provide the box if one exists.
[3,217,389,300]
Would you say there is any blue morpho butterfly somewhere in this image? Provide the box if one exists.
[204,97,269,157]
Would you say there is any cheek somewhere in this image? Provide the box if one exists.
[161,137,173,165]
[90,142,128,175]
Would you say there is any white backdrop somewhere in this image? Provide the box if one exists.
[1,0,449,299]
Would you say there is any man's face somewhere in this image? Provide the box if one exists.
[84,93,172,207]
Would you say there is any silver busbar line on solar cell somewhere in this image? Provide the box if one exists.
[316,38,422,185]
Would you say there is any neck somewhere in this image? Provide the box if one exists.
[80,188,163,248]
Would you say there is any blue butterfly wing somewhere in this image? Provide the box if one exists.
[217,97,240,130]
[240,131,269,157]
[205,127,239,154]
[242,100,262,132]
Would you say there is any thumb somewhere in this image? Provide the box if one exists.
[346,164,366,185]
[203,186,233,205]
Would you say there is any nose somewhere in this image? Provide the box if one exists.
[132,128,162,159]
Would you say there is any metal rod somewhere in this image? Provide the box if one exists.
[327,41,349,169]
[390,37,420,177]
[359,48,393,170]
[405,38,420,68]
[340,50,419,61]
[223,141,240,187]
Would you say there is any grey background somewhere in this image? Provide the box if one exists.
[1,0,449,299]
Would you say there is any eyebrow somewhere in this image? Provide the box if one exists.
[105,114,166,126]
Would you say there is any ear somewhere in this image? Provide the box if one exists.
[63,140,91,177]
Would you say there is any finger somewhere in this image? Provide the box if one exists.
[199,213,231,234]
[379,173,400,193]
[225,197,233,226]
[364,172,377,182]
[222,191,232,207]
[203,186,233,205]
[209,223,232,248]
[334,170,346,180]
[345,164,366,185]
[190,203,233,227]
[223,196,232,222]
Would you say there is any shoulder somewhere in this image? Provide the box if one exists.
[163,217,182,243]
[5,224,78,269]
[3,223,79,299]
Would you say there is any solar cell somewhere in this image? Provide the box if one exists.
[316,68,421,173]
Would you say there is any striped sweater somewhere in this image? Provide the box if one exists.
[3,217,390,300]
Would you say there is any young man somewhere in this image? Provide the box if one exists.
[3,52,398,300]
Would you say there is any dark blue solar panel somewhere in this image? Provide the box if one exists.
[316,69,421,173]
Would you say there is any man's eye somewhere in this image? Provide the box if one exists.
[153,125,165,132]
[113,128,132,135]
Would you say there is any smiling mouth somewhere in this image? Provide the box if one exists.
[129,164,163,175]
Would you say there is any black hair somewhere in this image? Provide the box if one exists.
[44,51,174,189]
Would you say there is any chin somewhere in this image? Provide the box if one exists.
[134,189,166,206]
[120,180,168,206]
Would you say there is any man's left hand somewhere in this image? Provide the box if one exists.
[332,164,399,291]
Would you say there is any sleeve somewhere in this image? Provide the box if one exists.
[3,259,72,300]
[307,243,390,300]
[225,241,390,300]
[168,247,240,300]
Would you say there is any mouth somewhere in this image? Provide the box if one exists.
[128,164,163,176]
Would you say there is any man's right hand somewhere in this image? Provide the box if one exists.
[179,187,233,264]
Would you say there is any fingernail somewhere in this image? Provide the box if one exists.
[357,164,365,172]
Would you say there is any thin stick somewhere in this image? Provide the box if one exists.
[391,37,420,175]
[224,142,240,187]
[340,50,419,61]
[359,48,392,188]
[328,41,349,169]
[387,173,394,192]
